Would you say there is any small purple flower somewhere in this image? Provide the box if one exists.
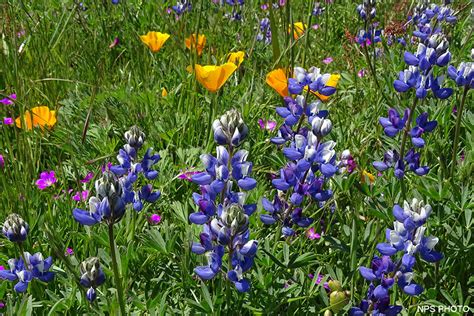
[306,227,321,240]
[357,69,366,78]
[3,118,14,125]
[0,155,4,168]
[80,172,94,183]
[109,37,119,49]
[322,57,333,65]
[258,118,277,131]
[72,190,89,202]
[178,169,200,181]
[35,171,57,190]
[149,213,161,225]
[65,248,74,256]
[0,94,16,105]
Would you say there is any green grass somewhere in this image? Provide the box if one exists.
[0,0,473,315]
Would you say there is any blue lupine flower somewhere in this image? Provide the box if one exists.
[212,109,248,147]
[288,67,337,96]
[352,199,441,314]
[73,127,160,225]
[312,2,325,16]
[256,17,271,44]
[262,76,338,236]
[172,0,192,16]
[356,0,376,20]
[379,108,410,137]
[0,252,54,293]
[2,213,29,242]
[79,257,106,302]
[448,62,474,88]
[190,110,258,292]
[410,112,437,148]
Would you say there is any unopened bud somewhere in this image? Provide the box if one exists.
[2,213,29,242]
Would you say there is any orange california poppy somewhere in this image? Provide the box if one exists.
[306,74,341,102]
[289,22,307,40]
[266,68,289,97]
[361,170,376,184]
[140,32,170,53]
[15,106,57,130]
[185,34,206,56]
[227,51,245,67]
[187,63,238,93]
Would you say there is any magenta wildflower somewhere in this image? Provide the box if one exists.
[357,69,366,78]
[3,118,14,125]
[178,169,200,181]
[312,24,320,30]
[149,214,161,225]
[65,247,74,256]
[0,94,16,105]
[0,265,4,271]
[109,37,119,49]
[452,106,457,114]
[35,171,57,190]
[0,155,4,168]
[80,172,94,183]
[322,57,333,65]
[258,118,277,131]
[72,190,89,202]
[261,3,269,10]
[306,227,321,240]
[101,162,112,173]
[0,301,4,309]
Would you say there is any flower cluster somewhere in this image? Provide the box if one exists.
[0,252,55,293]
[287,67,337,96]
[256,18,271,45]
[448,61,474,88]
[2,213,29,242]
[351,199,442,315]
[356,0,376,21]
[73,126,160,226]
[355,0,382,47]
[262,67,339,236]
[189,110,258,292]
[171,0,192,17]
[79,257,106,302]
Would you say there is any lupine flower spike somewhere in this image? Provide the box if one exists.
[189,110,258,292]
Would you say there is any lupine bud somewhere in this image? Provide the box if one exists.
[312,117,332,137]
[212,109,249,147]
[222,203,248,234]
[2,214,29,242]
[80,257,106,302]
[124,126,145,150]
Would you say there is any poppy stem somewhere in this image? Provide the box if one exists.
[108,223,126,316]
[450,85,469,178]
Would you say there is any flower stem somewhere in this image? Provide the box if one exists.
[450,86,469,178]
[399,97,418,200]
[108,223,126,316]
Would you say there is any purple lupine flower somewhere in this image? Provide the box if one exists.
[35,171,57,190]
[2,214,28,242]
[379,108,410,137]
[190,110,258,292]
[410,112,437,148]
[0,252,54,293]
[79,257,105,302]
[447,62,474,88]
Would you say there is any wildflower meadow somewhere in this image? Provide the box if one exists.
[1,0,473,315]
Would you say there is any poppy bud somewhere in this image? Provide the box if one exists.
[2,213,29,242]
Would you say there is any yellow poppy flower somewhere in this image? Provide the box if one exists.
[266,68,289,97]
[187,63,238,93]
[161,88,168,97]
[227,51,245,67]
[15,106,57,130]
[306,74,341,102]
[185,34,206,56]
[361,170,376,184]
[289,22,307,40]
[140,31,170,53]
